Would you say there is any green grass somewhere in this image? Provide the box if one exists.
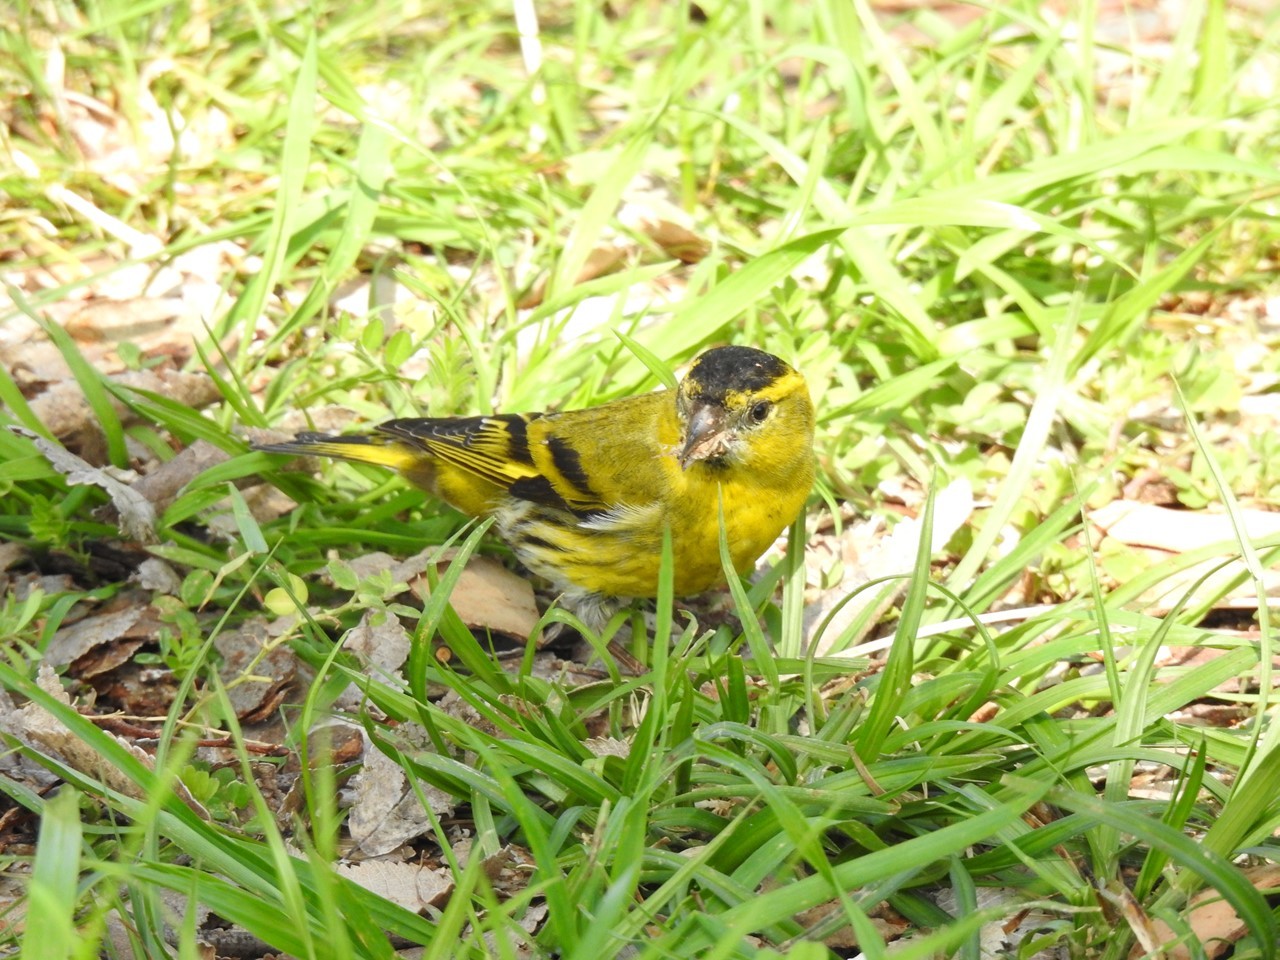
[3,0,1280,956]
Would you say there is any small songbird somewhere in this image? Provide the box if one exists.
[254,345,815,626]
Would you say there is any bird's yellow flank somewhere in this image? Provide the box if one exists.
[255,345,815,623]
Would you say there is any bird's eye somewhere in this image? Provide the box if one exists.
[749,400,771,423]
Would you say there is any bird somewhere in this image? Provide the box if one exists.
[253,345,815,628]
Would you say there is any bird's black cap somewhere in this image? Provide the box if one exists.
[685,345,790,399]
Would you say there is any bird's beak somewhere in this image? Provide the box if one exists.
[677,401,728,470]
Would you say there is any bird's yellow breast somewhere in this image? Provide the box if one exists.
[500,434,812,600]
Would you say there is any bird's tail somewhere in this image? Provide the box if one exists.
[252,432,419,471]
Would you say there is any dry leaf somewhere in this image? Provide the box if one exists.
[132,440,230,512]
[10,664,207,816]
[214,618,308,723]
[638,219,709,263]
[1092,501,1280,612]
[248,405,358,439]
[516,245,629,310]
[1130,865,1280,959]
[1092,501,1280,552]
[412,554,541,642]
[794,899,909,949]
[339,547,433,588]
[932,886,1058,956]
[332,609,413,714]
[344,609,413,674]
[45,605,144,671]
[348,731,455,858]
[0,542,26,573]
[135,558,183,595]
[336,860,453,913]
[24,368,220,460]
[333,548,541,641]
[583,737,629,759]
[16,429,157,543]
[64,296,187,344]
[455,843,535,897]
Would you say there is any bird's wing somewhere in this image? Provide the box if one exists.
[376,415,612,516]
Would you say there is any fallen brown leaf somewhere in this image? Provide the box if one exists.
[9,664,208,817]
[45,603,146,674]
[348,730,455,858]
[1131,864,1280,959]
[25,368,220,460]
[516,244,630,310]
[336,860,454,914]
[1092,501,1280,553]
[332,609,413,715]
[19,429,158,543]
[411,554,541,643]
[215,618,310,723]
[1091,500,1280,613]
[638,219,710,263]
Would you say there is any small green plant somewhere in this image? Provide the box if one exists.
[181,764,257,823]
[134,595,211,681]
[26,495,75,551]
[0,587,45,664]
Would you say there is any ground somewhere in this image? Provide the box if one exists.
[2,1,1280,958]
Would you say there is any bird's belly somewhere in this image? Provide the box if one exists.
[496,477,801,600]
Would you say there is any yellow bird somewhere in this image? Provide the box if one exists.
[254,345,814,626]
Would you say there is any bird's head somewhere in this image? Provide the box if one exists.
[674,345,814,474]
